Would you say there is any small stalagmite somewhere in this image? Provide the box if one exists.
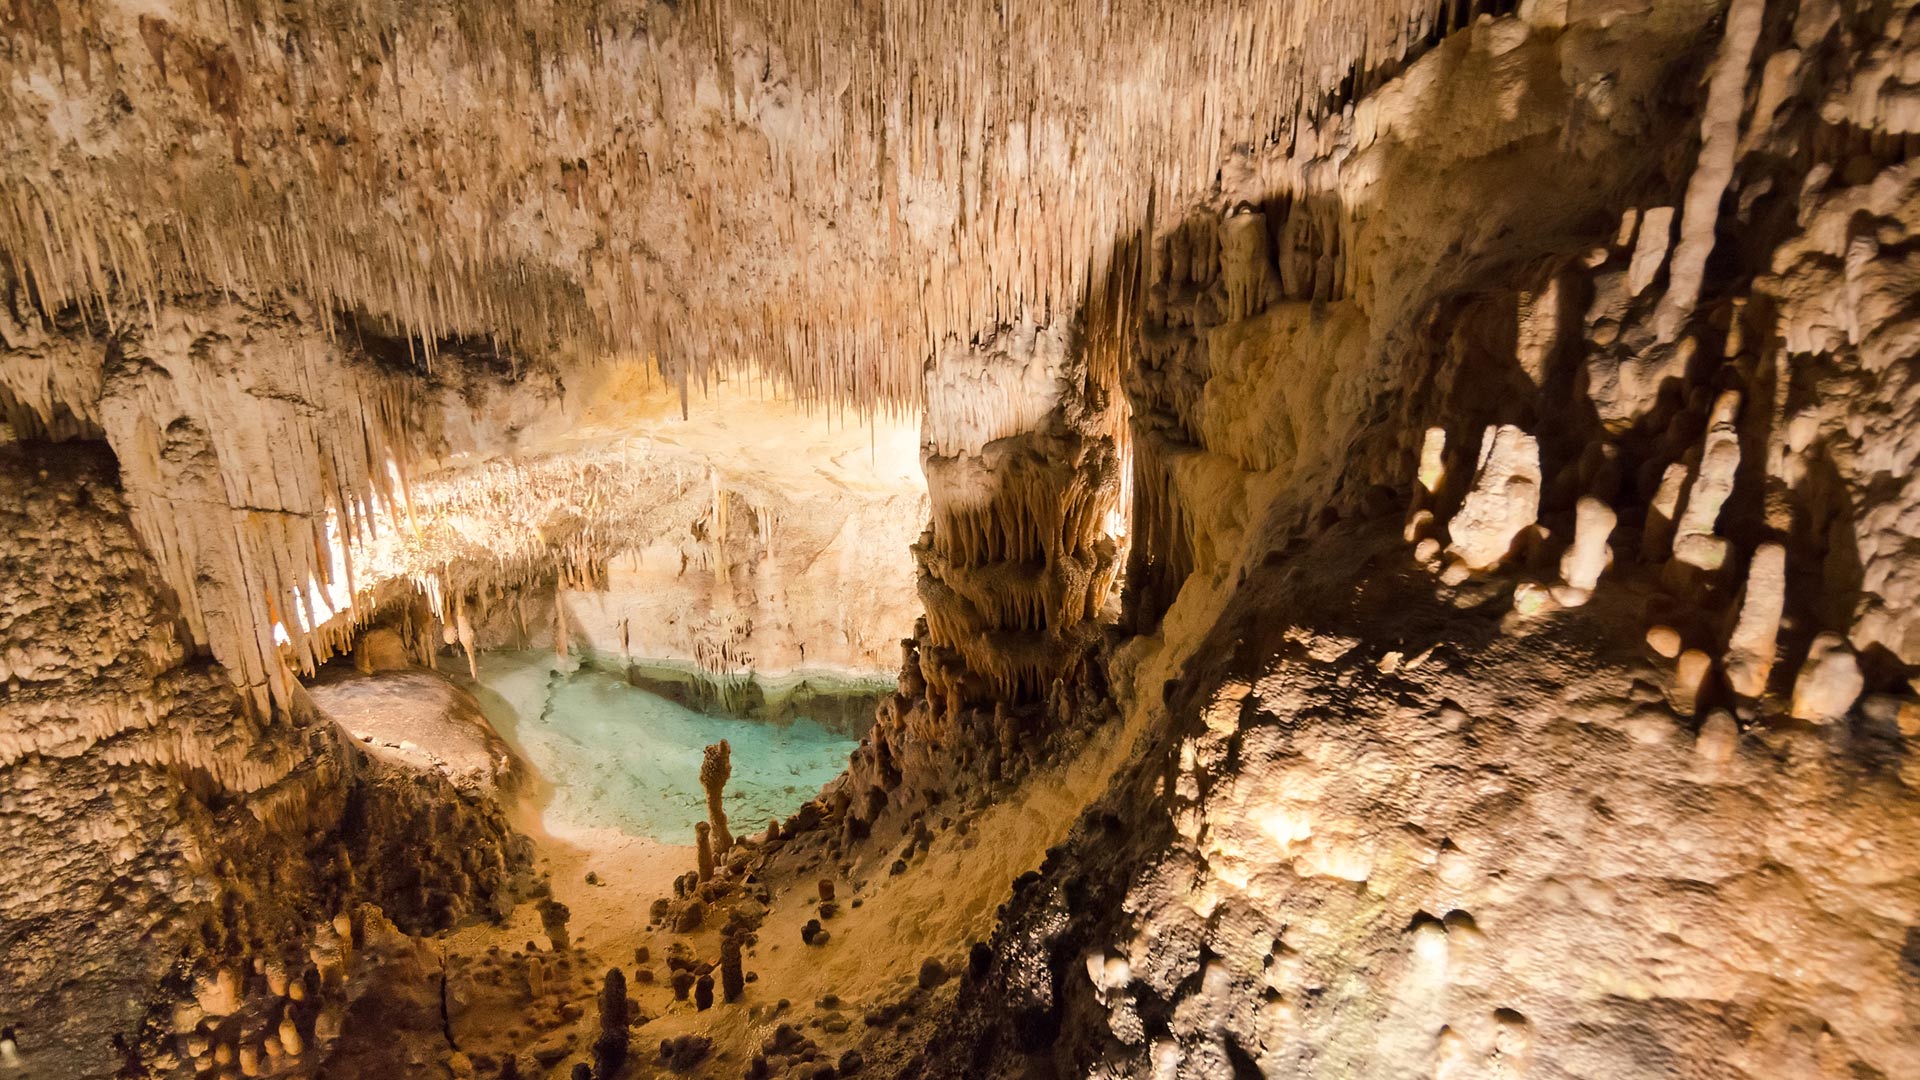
[1642,462,1691,562]
[538,900,572,953]
[696,821,715,882]
[1671,389,1743,572]
[1671,649,1713,717]
[1555,497,1617,606]
[720,934,745,1003]
[1626,206,1675,296]
[1724,543,1786,700]
[1790,633,1864,723]
[1442,425,1541,580]
[593,967,630,1080]
[1695,710,1739,764]
[702,741,734,857]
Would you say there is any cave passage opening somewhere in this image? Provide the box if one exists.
[455,649,884,845]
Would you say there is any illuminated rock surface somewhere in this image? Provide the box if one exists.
[5,0,1920,1078]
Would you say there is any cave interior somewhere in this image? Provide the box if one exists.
[5,1,1920,1078]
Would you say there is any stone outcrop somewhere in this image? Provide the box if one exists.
[7,0,1920,1078]
[0,442,528,1078]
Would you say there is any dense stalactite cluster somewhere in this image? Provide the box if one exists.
[0,0,1517,725]
[7,0,1920,1077]
[3,0,1534,414]
[910,285,1134,705]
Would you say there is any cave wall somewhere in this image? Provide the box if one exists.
[0,440,528,1079]
[7,0,1920,1076]
[925,1,1920,1077]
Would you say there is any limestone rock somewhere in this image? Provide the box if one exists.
[1555,496,1617,605]
[1444,425,1542,574]
[1790,634,1864,723]
[1724,544,1787,700]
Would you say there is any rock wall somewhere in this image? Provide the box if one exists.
[0,440,532,1079]
[916,316,1127,705]
[921,1,1920,1077]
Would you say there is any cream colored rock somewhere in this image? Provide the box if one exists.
[1444,425,1542,574]
[1724,543,1786,700]
[1221,210,1279,322]
[1790,634,1864,723]
[1556,496,1616,605]
[1642,462,1691,561]
[1646,625,1683,659]
[1671,389,1743,572]
[1417,427,1448,497]
[1654,0,1768,341]
[195,968,242,1017]
[1404,508,1435,544]
[1671,650,1712,716]
[1695,710,1738,763]
[1626,206,1675,295]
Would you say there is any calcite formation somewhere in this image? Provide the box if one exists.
[6,0,1920,1078]
[0,444,527,1079]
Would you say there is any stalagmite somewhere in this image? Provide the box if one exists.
[1626,207,1675,296]
[1442,425,1541,580]
[1646,626,1684,659]
[538,900,572,953]
[593,967,630,1080]
[1654,0,1767,340]
[9,5,1920,1080]
[1695,710,1738,764]
[1408,427,1448,544]
[1790,634,1864,723]
[1554,497,1616,606]
[1642,463,1691,562]
[1671,390,1743,573]
[701,741,734,857]
[1724,543,1787,701]
[721,935,745,1003]
[1671,649,1712,717]
[1417,427,1448,499]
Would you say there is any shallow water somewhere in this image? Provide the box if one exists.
[457,651,864,844]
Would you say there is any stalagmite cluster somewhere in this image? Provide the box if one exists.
[8,0,1920,1078]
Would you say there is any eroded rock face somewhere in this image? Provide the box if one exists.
[954,522,1920,1079]
[913,2,1920,1077]
[7,0,1920,1077]
[0,442,529,1078]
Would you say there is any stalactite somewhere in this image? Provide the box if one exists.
[3,0,1501,423]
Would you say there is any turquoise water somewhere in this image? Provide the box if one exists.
[458,651,863,844]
